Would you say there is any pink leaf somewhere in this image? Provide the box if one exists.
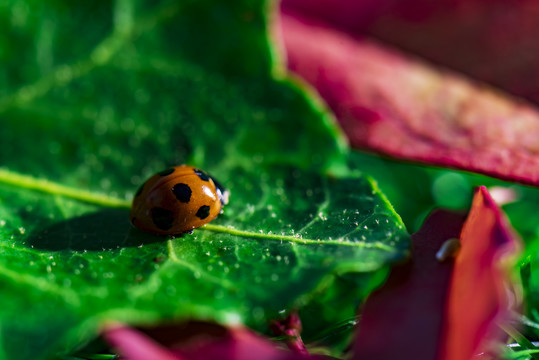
[352,187,520,360]
[277,7,539,186]
[103,321,330,360]
[103,323,183,360]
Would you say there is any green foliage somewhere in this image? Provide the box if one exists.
[0,0,409,359]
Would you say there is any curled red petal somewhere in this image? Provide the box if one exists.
[439,186,521,360]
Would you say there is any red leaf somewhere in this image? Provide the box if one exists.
[277,8,539,186]
[352,187,520,360]
[284,0,539,104]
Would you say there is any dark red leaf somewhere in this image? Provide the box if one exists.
[353,210,465,360]
[352,187,520,360]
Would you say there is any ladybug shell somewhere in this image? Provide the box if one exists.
[130,165,225,235]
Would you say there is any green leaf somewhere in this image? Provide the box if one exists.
[0,0,409,359]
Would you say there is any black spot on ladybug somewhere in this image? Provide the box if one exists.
[172,183,192,203]
[151,207,174,230]
[196,205,210,219]
[157,168,175,176]
[194,168,210,181]
[134,183,144,197]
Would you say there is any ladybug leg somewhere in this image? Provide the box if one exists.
[169,230,193,240]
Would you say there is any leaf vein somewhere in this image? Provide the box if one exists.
[0,1,181,114]
[166,240,237,289]
[0,264,80,306]
[297,178,331,235]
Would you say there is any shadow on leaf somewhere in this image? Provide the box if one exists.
[27,209,165,251]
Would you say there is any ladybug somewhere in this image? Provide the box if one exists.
[130,165,229,235]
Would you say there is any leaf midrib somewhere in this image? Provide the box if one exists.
[0,168,397,252]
